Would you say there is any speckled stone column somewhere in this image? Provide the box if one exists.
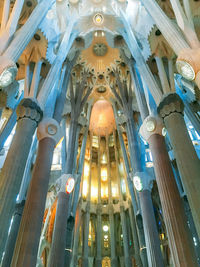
[158,93,200,239]
[0,98,42,259]
[140,115,198,266]
[11,118,60,267]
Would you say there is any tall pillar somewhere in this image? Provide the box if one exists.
[11,118,60,267]
[82,132,92,267]
[140,115,198,266]
[158,93,200,238]
[135,175,164,267]
[113,130,132,267]
[1,201,25,267]
[48,175,72,267]
[0,98,42,259]
[70,207,82,267]
[82,202,91,267]
[95,135,102,266]
[106,134,118,266]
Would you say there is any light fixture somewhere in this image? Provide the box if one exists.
[146,119,156,132]
[133,176,143,192]
[65,177,75,194]
[0,66,17,88]
[176,60,195,81]
[103,225,109,232]
[93,13,104,26]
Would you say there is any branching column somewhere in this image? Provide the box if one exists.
[140,115,198,266]
[0,98,42,259]
[158,93,200,239]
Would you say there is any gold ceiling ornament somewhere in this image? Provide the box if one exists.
[81,34,120,74]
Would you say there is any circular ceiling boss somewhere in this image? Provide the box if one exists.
[93,43,108,57]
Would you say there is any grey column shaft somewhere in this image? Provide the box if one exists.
[82,208,90,267]
[139,190,164,267]
[49,192,70,267]
[96,212,102,266]
[109,206,118,267]
[158,94,200,239]
[120,207,132,267]
[11,137,55,267]
[149,133,198,266]
[71,208,82,267]
[128,206,144,267]
[1,201,25,267]
[184,100,200,135]
[0,106,40,259]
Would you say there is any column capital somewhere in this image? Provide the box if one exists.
[157,93,184,119]
[16,97,43,123]
[108,204,114,214]
[37,117,61,144]
[133,172,154,192]
[139,115,164,142]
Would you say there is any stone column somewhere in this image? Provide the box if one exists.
[96,204,102,267]
[1,201,25,267]
[108,204,118,267]
[0,98,42,259]
[82,202,91,267]
[11,118,60,267]
[140,115,198,266]
[95,135,102,266]
[70,206,82,267]
[158,93,200,238]
[113,130,132,267]
[48,175,73,267]
[82,132,92,267]
[135,174,164,267]
[120,206,132,267]
[0,0,55,70]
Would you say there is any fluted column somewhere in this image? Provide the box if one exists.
[48,174,73,267]
[82,132,92,267]
[140,115,198,266]
[82,202,91,267]
[95,135,102,266]
[70,206,82,267]
[0,98,42,259]
[1,201,25,267]
[11,118,60,267]
[158,93,200,238]
[135,174,164,267]
[108,204,118,266]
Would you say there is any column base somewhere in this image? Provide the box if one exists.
[82,257,89,267]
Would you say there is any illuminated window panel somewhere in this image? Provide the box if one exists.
[101,167,107,182]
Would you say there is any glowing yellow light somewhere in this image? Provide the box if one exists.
[93,13,104,25]
[84,162,90,177]
[112,186,117,197]
[91,186,98,199]
[82,180,88,197]
[101,187,108,198]
[101,168,107,182]
[160,233,165,240]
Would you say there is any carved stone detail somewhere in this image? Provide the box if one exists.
[157,93,184,119]
[16,98,43,123]
[37,117,61,144]
[139,115,164,141]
